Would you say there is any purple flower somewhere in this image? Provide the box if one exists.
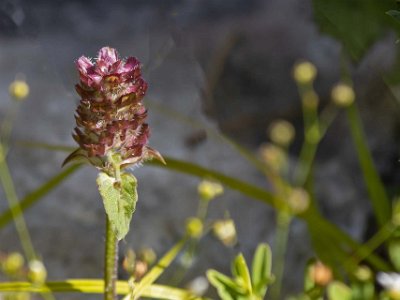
[64,47,163,170]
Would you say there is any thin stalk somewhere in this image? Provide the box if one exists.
[345,222,396,269]
[0,144,55,300]
[270,212,291,300]
[104,217,118,300]
[0,145,36,261]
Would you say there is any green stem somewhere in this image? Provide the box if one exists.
[104,217,118,300]
[0,145,36,261]
[271,212,291,300]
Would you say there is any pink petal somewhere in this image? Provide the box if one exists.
[98,47,119,65]
[76,56,93,74]
[122,57,140,72]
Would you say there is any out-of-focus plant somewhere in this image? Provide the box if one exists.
[207,243,274,300]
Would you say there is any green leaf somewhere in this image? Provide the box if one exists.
[232,253,252,295]
[251,243,272,297]
[387,10,400,22]
[346,103,391,227]
[312,0,397,61]
[327,281,352,300]
[97,172,137,240]
[207,270,245,300]
[389,238,400,271]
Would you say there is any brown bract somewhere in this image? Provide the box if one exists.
[63,47,164,170]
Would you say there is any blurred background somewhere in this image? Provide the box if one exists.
[1,0,400,298]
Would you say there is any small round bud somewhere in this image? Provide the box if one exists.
[28,260,47,284]
[331,83,355,107]
[213,219,237,247]
[186,217,203,239]
[134,260,148,280]
[287,188,310,214]
[309,261,332,286]
[122,249,136,274]
[268,120,295,147]
[293,61,317,84]
[3,252,24,275]
[186,276,209,296]
[197,180,224,201]
[354,265,372,282]
[259,143,286,173]
[9,80,29,101]
[138,247,157,266]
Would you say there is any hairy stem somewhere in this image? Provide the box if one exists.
[104,216,118,300]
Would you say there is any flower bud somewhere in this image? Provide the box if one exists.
[186,217,203,239]
[293,61,317,84]
[186,276,209,296]
[268,120,295,147]
[354,265,372,282]
[122,249,136,274]
[28,260,47,285]
[138,247,157,266]
[287,188,310,214]
[197,180,223,201]
[9,80,29,101]
[259,143,286,173]
[213,219,237,246]
[331,83,355,107]
[309,261,332,286]
[2,252,24,275]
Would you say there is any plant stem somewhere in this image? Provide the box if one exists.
[271,212,291,300]
[104,216,118,300]
[0,145,36,262]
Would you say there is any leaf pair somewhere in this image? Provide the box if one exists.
[207,243,273,300]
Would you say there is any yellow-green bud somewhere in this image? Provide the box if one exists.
[197,180,223,201]
[9,80,29,101]
[213,219,237,246]
[2,252,24,275]
[331,83,355,107]
[287,188,310,214]
[122,249,136,274]
[28,260,47,284]
[354,265,372,282]
[259,143,287,173]
[138,247,157,265]
[268,120,295,147]
[293,61,317,84]
[186,217,203,239]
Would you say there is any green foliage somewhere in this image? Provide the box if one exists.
[312,0,399,60]
[327,281,352,300]
[207,244,273,300]
[97,172,138,241]
[251,244,272,297]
